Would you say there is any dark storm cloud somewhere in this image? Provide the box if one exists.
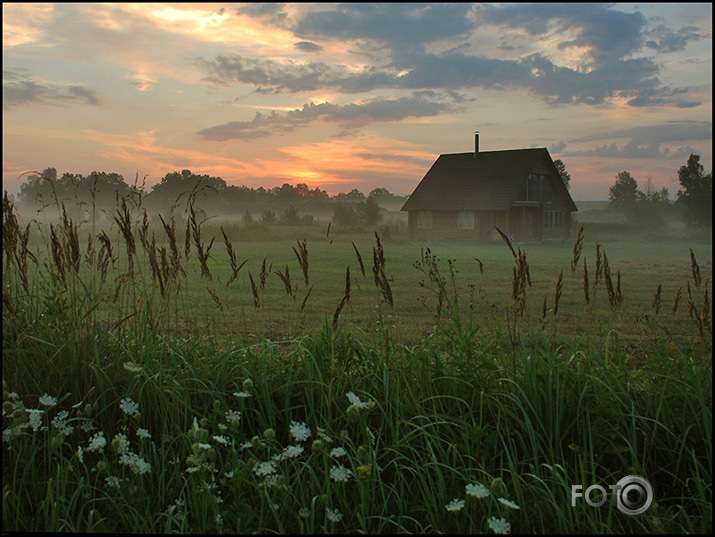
[3,68,100,110]
[197,95,455,141]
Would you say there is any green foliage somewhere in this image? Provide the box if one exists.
[676,154,713,229]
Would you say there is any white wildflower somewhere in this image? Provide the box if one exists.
[330,464,352,482]
[105,475,123,489]
[329,447,347,458]
[289,420,311,442]
[123,361,143,374]
[488,516,511,534]
[346,391,368,408]
[86,431,107,453]
[316,428,333,443]
[212,435,229,445]
[224,470,234,479]
[466,482,490,499]
[445,498,465,512]
[137,428,152,439]
[280,444,304,459]
[26,409,44,431]
[51,410,73,436]
[119,451,151,475]
[197,442,212,450]
[498,498,520,510]
[119,397,139,416]
[77,445,84,463]
[326,507,343,523]
[298,507,310,518]
[112,432,129,454]
[253,460,278,477]
[239,440,253,451]
[39,393,57,407]
[225,409,241,424]
[232,391,252,398]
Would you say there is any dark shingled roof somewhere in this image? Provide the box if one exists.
[401,148,577,212]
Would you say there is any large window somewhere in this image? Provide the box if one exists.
[417,211,433,228]
[544,210,564,229]
[518,174,555,203]
[457,211,474,229]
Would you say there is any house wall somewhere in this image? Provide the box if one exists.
[408,210,507,240]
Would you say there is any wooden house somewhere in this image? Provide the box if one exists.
[401,134,578,241]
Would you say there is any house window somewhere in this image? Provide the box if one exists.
[417,211,433,228]
[544,210,564,229]
[458,211,474,229]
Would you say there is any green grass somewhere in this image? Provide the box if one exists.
[2,204,712,533]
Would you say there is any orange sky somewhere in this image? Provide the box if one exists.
[3,3,712,200]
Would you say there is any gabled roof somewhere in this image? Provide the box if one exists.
[401,148,577,212]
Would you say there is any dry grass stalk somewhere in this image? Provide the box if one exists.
[583,257,590,307]
[554,269,564,317]
[351,241,366,278]
[159,214,186,280]
[495,226,516,259]
[332,294,349,332]
[259,258,271,290]
[207,287,224,311]
[593,243,602,295]
[96,230,115,284]
[49,224,66,282]
[248,272,260,308]
[690,248,701,288]
[293,239,309,286]
[114,198,136,277]
[672,287,682,315]
[14,222,35,293]
[653,284,662,315]
[571,224,584,272]
[2,192,20,271]
[190,205,214,280]
[542,294,548,321]
[344,265,351,305]
[474,257,485,275]
[300,284,313,313]
[85,233,95,266]
[372,232,393,306]
[61,205,81,274]
[274,264,296,300]
[221,227,246,287]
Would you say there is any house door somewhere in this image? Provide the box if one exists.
[508,206,541,240]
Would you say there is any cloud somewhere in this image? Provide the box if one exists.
[293,41,323,53]
[197,95,456,141]
[3,68,101,110]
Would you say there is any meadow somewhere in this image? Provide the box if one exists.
[2,195,712,533]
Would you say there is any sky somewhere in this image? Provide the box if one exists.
[2,3,712,201]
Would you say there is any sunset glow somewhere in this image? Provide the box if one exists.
[3,3,712,200]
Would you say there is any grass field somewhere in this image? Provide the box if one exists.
[2,198,712,533]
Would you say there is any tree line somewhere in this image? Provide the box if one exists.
[608,153,712,229]
[14,168,405,228]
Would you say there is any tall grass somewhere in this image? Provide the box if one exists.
[2,192,712,533]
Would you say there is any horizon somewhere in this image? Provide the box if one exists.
[3,3,712,200]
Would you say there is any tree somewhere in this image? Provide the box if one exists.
[676,154,712,228]
[553,159,572,191]
[608,171,639,209]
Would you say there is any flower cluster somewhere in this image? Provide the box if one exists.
[443,480,519,534]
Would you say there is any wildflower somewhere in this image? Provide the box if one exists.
[26,409,44,431]
[111,433,129,454]
[137,428,152,439]
[196,442,212,450]
[280,444,304,459]
[105,475,123,489]
[298,507,310,518]
[77,445,84,463]
[87,432,107,453]
[39,394,57,407]
[326,507,343,523]
[226,410,241,425]
[330,464,352,482]
[224,470,234,479]
[498,498,520,510]
[330,446,347,458]
[212,435,229,445]
[51,410,73,436]
[488,516,511,534]
[239,440,253,451]
[233,391,252,398]
[466,482,490,499]
[119,451,152,475]
[119,397,139,416]
[346,391,368,408]
[123,361,143,374]
[289,420,311,442]
[253,460,278,477]
[316,427,333,442]
[357,464,372,480]
[445,498,465,512]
